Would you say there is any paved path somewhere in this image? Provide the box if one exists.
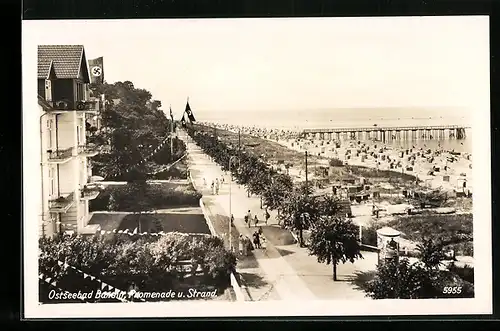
[180,130,375,300]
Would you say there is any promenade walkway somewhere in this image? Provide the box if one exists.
[180,130,375,301]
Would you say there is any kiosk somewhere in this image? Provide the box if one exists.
[376,227,401,265]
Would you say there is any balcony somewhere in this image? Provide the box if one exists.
[80,183,101,200]
[49,193,75,213]
[47,147,74,163]
[78,99,99,113]
[78,143,100,157]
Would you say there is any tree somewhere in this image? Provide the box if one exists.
[308,216,362,281]
[416,237,447,271]
[278,184,323,246]
[262,173,293,213]
[365,258,429,299]
[116,180,156,233]
[91,81,182,181]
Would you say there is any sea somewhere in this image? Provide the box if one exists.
[197,107,472,154]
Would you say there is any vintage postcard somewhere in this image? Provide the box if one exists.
[22,16,492,318]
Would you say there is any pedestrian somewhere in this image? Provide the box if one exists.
[203,178,207,187]
[258,226,263,236]
[264,209,270,225]
[261,237,267,251]
[238,235,244,255]
[253,231,260,249]
[230,214,234,227]
[246,236,254,253]
[254,215,259,227]
[246,210,252,228]
[215,181,220,195]
[211,180,215,194]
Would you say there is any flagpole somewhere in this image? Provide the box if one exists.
[170,105,174,157]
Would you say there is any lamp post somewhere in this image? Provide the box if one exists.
[228,155,238,252]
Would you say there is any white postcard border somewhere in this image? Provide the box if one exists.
[22,17,492,318]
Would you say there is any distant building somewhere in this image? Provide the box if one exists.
[37,45,101,238]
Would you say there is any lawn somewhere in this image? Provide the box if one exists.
[347,165,417,185]
[261,225,297,246]
[89,211,211,234]
[149,158,188,180]
[385,213,473,244]
[201,196,240,251]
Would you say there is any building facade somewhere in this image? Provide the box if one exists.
[37,45,102,238]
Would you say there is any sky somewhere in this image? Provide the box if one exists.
[24,16,489,120]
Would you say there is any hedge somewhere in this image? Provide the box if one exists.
[39,232,236,302]
[90,183,202,212]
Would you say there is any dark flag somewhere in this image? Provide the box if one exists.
[185,100,196,122]
[181,114,187,127]
[88,57,104,85]
[170,106,176,132]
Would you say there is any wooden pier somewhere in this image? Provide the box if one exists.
[301,125,469,141]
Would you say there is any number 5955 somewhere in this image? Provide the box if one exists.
[443,286,462,294]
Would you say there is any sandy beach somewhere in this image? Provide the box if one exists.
[201,122,473,195]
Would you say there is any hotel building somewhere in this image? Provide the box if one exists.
[37,45,103,238]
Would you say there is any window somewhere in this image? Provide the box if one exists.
[47,119,53,149]
[81,160,86,184]
[48,167,55,197]
[76,82,86,101]
[77,125,81,145]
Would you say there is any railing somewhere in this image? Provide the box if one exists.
[47,147,74,161]
[85,98,100,112]
[49,192,75,213]
[303,125,470,134]
[80,184,100,200]
[78,144,100,155]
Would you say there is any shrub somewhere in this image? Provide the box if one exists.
[361,226,378,247]
[365,257,474,299]
[89,184,202,212]
[448,263,474,284]
[329,158,344,167]
[449,241,473,257]
[39,232,236,302]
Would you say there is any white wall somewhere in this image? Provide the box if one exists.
[57,112,77,151]
[39,106,58,237]
[39,101,94,235]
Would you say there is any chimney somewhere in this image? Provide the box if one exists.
[44,79,52,101]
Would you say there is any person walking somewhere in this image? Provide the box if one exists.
[238,234,244,256]
[264,209,270,225]
[254,215,259,227]
[215,178,220,195]
[260,236,267,251]
[253,231,261,249]
[211,180,215,195]
[246,210,252,228]
[230,214,235,227]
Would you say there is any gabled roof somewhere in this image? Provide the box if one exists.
[38,45,90,83]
